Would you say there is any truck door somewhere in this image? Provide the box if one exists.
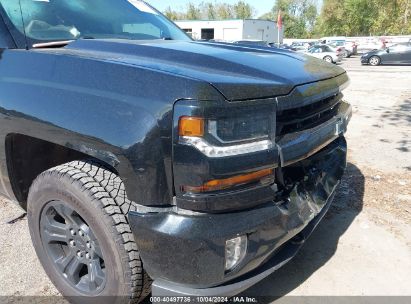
[0,1,22,198]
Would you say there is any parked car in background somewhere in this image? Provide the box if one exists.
[361,42,411,65]
[277,43,296,51]
[319,37,358,57]
[327,43,349,58]
[233,40,271,47]
[329,41,358,57]
[294,45,309,52]
[345,40,358,56]
[356,40,380,54]
[320,36,346,45]
[305,45,343,64]
[291,41,314,52]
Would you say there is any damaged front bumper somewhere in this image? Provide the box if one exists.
[152,193,334,297]
[128,137,348,296]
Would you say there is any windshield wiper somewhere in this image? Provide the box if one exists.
[32,40,75,49]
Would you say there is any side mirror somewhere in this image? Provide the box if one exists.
[386,48,390,53]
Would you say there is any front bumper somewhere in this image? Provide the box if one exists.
[151,193,333,297]
[128,137,347,296]
[361,56,369,64]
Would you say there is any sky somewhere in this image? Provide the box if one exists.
[146,0,275,17]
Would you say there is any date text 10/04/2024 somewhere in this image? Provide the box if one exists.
[150,297,258,303]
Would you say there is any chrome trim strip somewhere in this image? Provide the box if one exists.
[32,40,74,48]
[180,137,273,158]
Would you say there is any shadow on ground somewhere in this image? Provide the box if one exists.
[373,98,411,159]
[380,98,411,127]
[239,162,365,302]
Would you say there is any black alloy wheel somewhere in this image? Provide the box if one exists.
[40,201,106,295]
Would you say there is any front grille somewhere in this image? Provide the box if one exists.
[276,94,342,137]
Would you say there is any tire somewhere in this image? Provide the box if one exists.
[27,161,151,304]
[369,56,381,66]
[323,56,333,63]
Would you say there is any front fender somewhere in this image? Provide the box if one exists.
[0,49,224,206]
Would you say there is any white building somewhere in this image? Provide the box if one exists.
[175,19,283,44]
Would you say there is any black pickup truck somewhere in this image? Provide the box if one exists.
[0,1,351,303]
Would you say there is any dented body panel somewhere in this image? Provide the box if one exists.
[129,137,348,294]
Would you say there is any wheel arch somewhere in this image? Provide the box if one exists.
[5,133,121,209]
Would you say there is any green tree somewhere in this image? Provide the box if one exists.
[260,0,318,38]
[215,3,235,19]
[186,2,201,20]
[370,0,411,35]
[205,2,217,20]
[304,2,318,33]
[259,12,272,20]
[163,1,257,22]
[164,6,182,21]
[343,0,377,36]
[315,0,346,36]
[234,1,255,19]
[398,0,411,33]
[316,0,411,36]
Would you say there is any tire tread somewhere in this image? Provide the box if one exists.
[37,160,151,302]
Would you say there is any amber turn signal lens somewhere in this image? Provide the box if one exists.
[179,116,204,137]
[183,168,274,193]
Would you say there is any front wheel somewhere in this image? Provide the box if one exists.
[369,56,381,66]
[323,56,333,63]
[27,161,151,304]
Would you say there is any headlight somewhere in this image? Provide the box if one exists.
[173,100,277,197]
[178,114,273,158]
[208,113,270,143]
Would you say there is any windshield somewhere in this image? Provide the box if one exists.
[1,0,191,45]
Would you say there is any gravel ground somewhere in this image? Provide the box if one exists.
[1,57,410,302]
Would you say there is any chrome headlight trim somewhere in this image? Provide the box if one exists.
[180,136,274,158]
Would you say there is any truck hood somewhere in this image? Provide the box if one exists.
[63,39,347,101]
